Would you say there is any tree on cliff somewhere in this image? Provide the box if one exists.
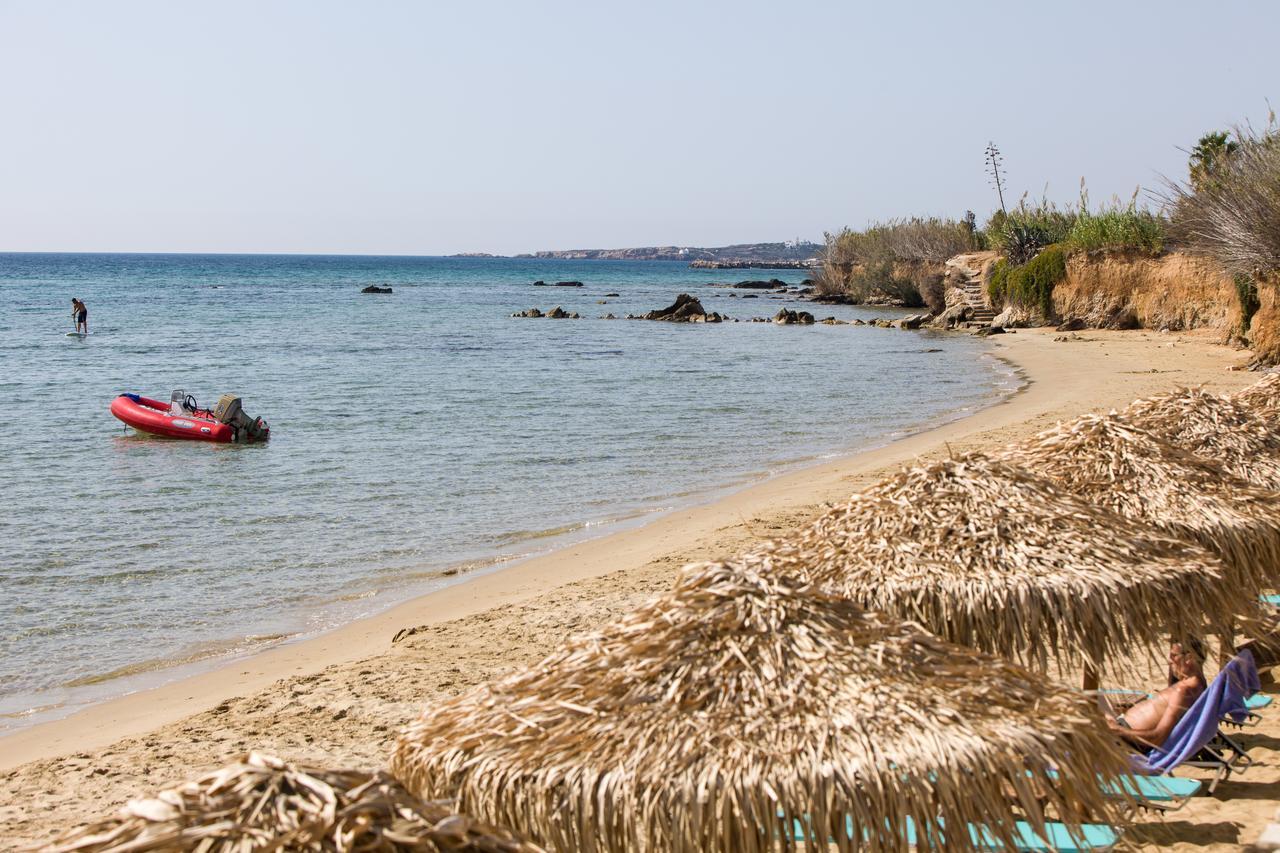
[1188,131,1239,193]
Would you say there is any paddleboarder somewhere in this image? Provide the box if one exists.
[71,298,88,334]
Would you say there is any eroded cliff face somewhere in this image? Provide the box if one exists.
[1052,251,1240,336]
[1250,278,1280,364]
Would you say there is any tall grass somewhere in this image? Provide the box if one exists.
[1164,123,1280,277]
[1064,198,1166,254]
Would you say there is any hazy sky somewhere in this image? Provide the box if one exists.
[1,1,1276,255]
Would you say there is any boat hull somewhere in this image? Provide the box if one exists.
[110,394,235,442]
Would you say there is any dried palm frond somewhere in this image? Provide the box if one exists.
[42,752,538,853]
[768,453,1244,675]
[1234,373,1280,422]
[393,561,1131,853]
[1123,386,1280,490]
[997,411,1280,594]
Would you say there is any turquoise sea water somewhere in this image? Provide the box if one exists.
[0,253,1019,730]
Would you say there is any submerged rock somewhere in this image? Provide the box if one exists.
[361,285,393,294]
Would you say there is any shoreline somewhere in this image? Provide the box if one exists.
[0,328,1246,774]
[3,327,1268,849]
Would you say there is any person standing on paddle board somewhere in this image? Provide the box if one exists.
[71,298,88,334]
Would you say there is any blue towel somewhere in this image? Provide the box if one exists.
[1134,651,1259,774]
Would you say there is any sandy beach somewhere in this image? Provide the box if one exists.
[3,326,1276,850]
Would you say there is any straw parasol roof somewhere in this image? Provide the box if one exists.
[1123,386,1280,491]
[43,751,540,853]
[997,411,1280,595]
[768,452,1245,675]
[393,560,1131,853]
[1234,373,1280,422]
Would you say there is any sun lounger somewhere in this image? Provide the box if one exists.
[1129,652,1260,791]
[1261,593,1280,607]
[790,816,1121,851]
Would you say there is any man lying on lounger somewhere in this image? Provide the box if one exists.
[1104,638,1208,748]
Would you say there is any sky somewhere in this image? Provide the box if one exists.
[0,1,1277,255]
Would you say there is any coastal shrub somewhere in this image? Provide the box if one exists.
[987,246,1067,319]
[1165,121,1280,279]
[821,217,980,305]
[988,258,1010,306]
[985,202,1076,265]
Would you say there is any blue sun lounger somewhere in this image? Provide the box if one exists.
[791,816,1121,851]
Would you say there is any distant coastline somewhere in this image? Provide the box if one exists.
[448,240,822,266]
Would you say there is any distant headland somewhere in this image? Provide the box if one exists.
[448,241,823,268]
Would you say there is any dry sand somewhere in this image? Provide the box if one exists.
[2,327,1276,850]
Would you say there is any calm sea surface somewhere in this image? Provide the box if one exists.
[0,253,1019,730]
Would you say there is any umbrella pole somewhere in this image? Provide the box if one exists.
[1082,659,1100,691]
[1219,619,1236,666]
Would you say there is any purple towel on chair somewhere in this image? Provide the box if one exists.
[1133,651,1259,774]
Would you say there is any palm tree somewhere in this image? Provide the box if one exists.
[1189,130,1239,192]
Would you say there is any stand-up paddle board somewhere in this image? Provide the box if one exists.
[66,331,90,337]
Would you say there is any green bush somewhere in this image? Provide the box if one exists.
[988,258,1009,305]
[1063,201,1165,254]
[987,246,1067,318]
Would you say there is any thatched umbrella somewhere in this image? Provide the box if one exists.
[393,560,1132,853]
[1123,386,1280,491]
[997,411,1280,598]
[44,751,539,853]
[1234,373,1280,422]
[768,452,1247,678]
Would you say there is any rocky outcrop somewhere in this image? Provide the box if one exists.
[932,304,972,329]
[644,294,722,323]
[513,308,544,318]
[361,285,393,294]
[773,308,815,325]
[992,304,1039,329]
[533,280,584,287]
[732,279,787,290]
[896,313,933,330]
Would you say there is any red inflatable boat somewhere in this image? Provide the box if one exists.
[110,392,270,443]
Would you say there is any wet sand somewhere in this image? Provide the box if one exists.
[2,328,1273,849]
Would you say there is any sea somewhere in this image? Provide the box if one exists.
[0,253,1020,731]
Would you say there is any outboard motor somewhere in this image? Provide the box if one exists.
[212,393,270,442]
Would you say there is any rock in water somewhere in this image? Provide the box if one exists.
[644,294,715,322]
[773,308,815,325]
[361,285,393,294]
